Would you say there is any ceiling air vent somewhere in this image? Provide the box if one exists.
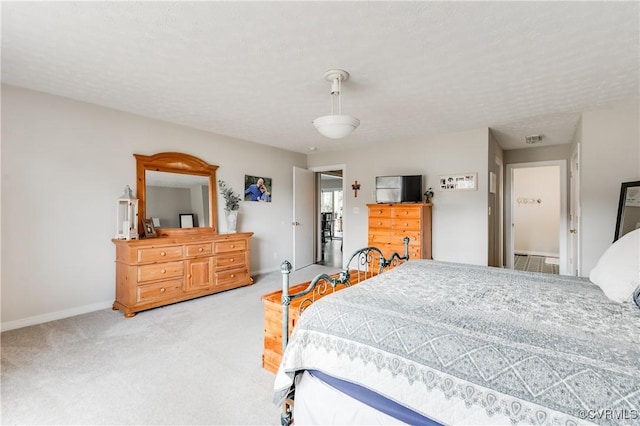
[525,134,543,144]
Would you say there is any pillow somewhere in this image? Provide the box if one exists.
[589,228,640,303]
[634,286,640,310]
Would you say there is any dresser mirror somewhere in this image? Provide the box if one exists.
[135,152,219,234]
[614,180,640,242]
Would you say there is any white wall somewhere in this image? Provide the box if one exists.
[580,102,640,274]
[513,166,560,256]
[1,84,307,329]
[308,128,490,265]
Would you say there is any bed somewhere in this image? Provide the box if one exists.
[273,230,640,425]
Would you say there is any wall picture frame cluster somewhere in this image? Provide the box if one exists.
[439,173,477,191]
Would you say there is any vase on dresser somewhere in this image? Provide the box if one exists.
[225,210,238,233]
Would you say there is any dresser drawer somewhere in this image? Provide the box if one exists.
[391,218,421,231]
[368,231,392,246]
[214,239,247,254]
[137,261,184,283]
[185,243,213,257]
[391,230,422,244]
[136,280,182,304]
[215,252,247,269]
[368,217,391,230]
[137,246,183,263]
[392,207,422,220]
[368,206,391,219]
[215,267,250,286]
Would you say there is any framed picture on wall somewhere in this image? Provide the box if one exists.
[244,175,272,202]
[179,213,195,228]
[438,172,478,191]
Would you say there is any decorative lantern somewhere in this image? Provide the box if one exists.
[116,185,139,240]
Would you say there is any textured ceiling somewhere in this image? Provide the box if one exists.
[2,2,638,153]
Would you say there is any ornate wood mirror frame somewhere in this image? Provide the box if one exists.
[135,152,219,235]
[614,180,640,242]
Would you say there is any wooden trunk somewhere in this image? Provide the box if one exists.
[261,271,369,373]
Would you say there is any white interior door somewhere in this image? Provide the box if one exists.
[293,167,315,270]
[569,144,581,276]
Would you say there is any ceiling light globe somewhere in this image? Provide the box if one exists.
[313,115,360,139]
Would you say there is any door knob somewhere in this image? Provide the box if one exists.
[292,221,300,226]
[569,229,577,234]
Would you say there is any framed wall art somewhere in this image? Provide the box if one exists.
[244,175,272,202]
[438,172,478,191]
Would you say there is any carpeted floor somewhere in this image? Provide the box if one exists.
[0,264,338,425]
[514,255,559,274]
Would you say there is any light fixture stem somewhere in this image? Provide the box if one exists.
[330,92,334,115]
[338,77,342,114]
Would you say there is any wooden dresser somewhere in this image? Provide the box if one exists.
[368,203,432,260]
[113,231,253,317]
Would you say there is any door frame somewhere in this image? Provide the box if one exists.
[505,160,568,274]
[569,143,581,276]
[310,164,346,264]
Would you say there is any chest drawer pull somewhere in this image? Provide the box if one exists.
[198,247,203,252]
[161,251,166,256]
[161,269,166,274]
[160,287,166,293]
[230,273,235,278]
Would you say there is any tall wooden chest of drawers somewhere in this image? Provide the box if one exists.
[113,232,253,317]
[367,203,432,260]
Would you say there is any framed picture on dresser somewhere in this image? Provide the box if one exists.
[142,219,157,238]
[179,213,195,228]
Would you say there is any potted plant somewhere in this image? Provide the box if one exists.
[218,179,242,232]
[424,187,434,204]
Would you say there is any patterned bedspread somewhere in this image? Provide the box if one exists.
[274,260,640,425]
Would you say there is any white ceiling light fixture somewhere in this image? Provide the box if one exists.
[313,69,360,139]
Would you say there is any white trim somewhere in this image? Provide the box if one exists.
[1,300,113,332]
[514,250,560,257]
[506,160,568,275]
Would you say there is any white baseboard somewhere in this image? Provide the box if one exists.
[514,250,559,258]
[252,266,280,276]
[1,300,113,332]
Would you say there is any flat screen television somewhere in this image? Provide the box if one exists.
[375,175,422,203]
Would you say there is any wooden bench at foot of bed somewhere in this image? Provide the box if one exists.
[261,270,369,373]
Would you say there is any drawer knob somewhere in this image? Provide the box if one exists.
[160,287,166,293]
[377,221,382,225]
[230,244,235,248]
[160,269,166,274]
[230,274,235,278]
[230,258,235,262]
[160,251,166,256]
[198,247,203,252]
[404,223,408,226]
[187,274,191,278]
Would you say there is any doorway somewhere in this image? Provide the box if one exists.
[506,160,568,275]
[317,172,343,268]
